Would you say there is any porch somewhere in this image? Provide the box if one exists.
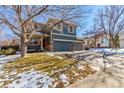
[27,33,51,52]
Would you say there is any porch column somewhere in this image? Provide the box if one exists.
[41,36,43,50]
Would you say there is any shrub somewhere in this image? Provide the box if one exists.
[0,48,16,55]
[0,49,4,55]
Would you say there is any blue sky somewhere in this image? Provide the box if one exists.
[1,5,104,39]
[0,26,15,40]
[77,5,104,37]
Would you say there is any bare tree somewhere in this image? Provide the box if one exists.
[83,5,124,73]
[97,5,124,48]
[0,5,50,57]
[0,5,88,57]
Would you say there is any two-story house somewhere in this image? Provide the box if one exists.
[119,31,124,48]
[28,18,82,52]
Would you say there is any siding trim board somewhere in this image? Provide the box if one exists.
[52,34,76,40]
[52,32,76,38]
[53,39,82,43]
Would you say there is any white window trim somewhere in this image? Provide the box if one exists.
[52,32,76,38]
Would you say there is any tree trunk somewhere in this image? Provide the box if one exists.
[20,32,27,57]
[21,43,27,57]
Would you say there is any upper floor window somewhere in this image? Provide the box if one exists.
[69,25,75,33]
[101,37,104,43]
[70,26,73,32]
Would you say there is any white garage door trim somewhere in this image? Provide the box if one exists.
[53,39,82,43]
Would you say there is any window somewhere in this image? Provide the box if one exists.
[101,37,104,43]
[97,43,101,47]
[70,26,73,32]
[69,25,74,33]
[29,38,39,45]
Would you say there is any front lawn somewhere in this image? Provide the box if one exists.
[0,53,96,88]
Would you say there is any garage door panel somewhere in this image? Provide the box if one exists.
[54,41,73,51]
[120,40,124,48]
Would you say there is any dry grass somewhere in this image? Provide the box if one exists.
[0,53,96,88]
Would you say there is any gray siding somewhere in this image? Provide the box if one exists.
[63,23,76,35]
[52,34,76,40]
[51,23,82,51]
[53,29,76,36]
[53,41,82,51]
[119,31,124,48]
[53,41,73,51]
[52,23,76,36]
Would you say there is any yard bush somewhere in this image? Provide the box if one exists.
[0,48,16,55]
[0,49,4,55]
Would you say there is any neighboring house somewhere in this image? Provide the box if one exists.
[119,31,124,48]
[10,37,20,46]
[0,38,20,49]
[94,32,110,48]
[0,40,10,48]
[0,30,20,50]
[78,31,110,48]
[28,18,82,51]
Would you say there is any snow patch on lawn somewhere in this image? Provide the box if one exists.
[56,56,63,59]
[0,54,21,87]
[90,48,124,54]
[6,70,53,88]
[77,62,100,71]
[86,57,112,69]
[46,53,55,57]
[77,63,85,70]
[60,74,69,86]
[0,54,20,64]
[46,53,64,59]
[90,66,100,71]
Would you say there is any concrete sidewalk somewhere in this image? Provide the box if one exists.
[68,65,124,88]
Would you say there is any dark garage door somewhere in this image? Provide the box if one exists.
[53,41,73,51]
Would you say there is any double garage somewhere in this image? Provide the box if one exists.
[53,41,82,51]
